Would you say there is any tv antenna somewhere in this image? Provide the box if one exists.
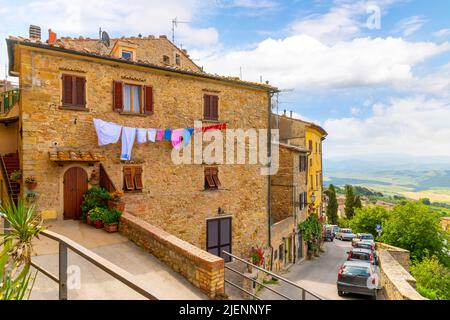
[99,28,111,47]
[172,17,190,43]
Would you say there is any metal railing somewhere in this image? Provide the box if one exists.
[1,89,20,114]
[223,251,323,300]
[29,230,158,300]
[0,154,14,203]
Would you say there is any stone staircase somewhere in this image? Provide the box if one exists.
[1,152,20,203]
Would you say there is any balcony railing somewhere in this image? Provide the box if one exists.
[1,89,20,114]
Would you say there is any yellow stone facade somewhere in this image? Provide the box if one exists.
[7,38,275,259]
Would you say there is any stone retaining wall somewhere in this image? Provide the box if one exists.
[120,212,225,299]
[377,243,427,300]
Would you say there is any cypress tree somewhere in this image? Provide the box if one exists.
[345,185,356,219]
[325,184,339,225]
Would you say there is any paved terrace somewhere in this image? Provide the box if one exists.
[29,220,208,300]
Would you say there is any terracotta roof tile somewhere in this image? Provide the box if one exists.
[49,150,106,163]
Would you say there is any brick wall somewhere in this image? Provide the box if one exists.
[120,212,225,299]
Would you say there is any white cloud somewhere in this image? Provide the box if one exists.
[228,0,278,9]
[394,16,426,37]
[202,35,450,90]
[323,96,450,157]
[434,28,450,38]
[351,107,361,115]
[0,0,219,48]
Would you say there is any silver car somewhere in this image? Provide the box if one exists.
[336,228,356,241]
[337,261,380,298]
[352,233,375,247]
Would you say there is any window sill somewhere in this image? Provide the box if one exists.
[123,190,143,194]
[59,106,89,112]
[200,119,228,123]
[118,112,152,117]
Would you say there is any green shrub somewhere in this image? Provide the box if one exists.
[298,214,322,254]
[81,187,110,214]
[410,256,450,300]
[88,207,108,222]
[349,206,390,238]
[102,208,122,225]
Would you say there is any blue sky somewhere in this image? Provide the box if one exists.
[1,0,450,161]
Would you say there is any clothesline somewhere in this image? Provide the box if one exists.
[93,118,227,161]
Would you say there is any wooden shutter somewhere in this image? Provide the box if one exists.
[113,81,124,112]
[205,168,216,188]
[124,167,134,191]
[134,167,143,190]
[211,168,221,187]
[62,74,73,105]
[75,76,86,106]
[211,96,219,120]
[204,95,211,119]
[144,86,154,114]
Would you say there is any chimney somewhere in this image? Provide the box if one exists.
[29,25,41,40]
[283,109,287,116]
[290,111,293,118]
[47,29,57,44]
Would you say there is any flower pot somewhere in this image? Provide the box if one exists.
[93,220,104,229]
[104,223,119,233]
[26,182,37,190]
[87,216,93,226]
[108,200,125,212]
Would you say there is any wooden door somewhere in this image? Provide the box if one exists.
[207,217,232,262]
[64,167,88,220]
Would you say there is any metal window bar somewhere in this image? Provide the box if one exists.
[28,230,158,300]
[222,250,323,300]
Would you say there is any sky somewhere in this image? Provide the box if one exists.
[1,0,450,163]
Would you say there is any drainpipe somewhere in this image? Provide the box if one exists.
[267,91,273,269]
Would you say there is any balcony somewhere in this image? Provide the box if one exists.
[0,89,19,124]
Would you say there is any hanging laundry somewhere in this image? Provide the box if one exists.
[121,127,137,161]
[183,128,195,147]
[148,129,157,143]
[202,123,227,133]
[93,119,122,146]
[137,128,147,144]
[156,129,165,141]
[171,129,184,149]
[164,129,172,140]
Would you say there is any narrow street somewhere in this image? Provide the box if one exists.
[258,240,383,300]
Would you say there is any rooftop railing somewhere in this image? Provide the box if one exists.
[1,89,20,114]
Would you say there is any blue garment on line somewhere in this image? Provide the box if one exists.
[164,129,172,140]
[121,127,136,161]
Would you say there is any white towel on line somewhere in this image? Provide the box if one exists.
[93,118,122,146]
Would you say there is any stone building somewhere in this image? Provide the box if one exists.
[270,143,308,271]
[1,27,278,261]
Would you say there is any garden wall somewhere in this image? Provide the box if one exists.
[119,212,225,299]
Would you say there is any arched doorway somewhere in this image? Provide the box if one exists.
[63,167,88,220]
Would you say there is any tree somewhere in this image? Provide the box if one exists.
[325,184,339,225]
[410,256,450,300]
[349,206,390,238]
[354,195,363,209]
[419,198,431,206]
[381,202,450,266]
[344,185,356,219]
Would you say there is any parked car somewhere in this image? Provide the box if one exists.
[354,240,375,251]
[337,261,380,298]
[329,225,340,237]
[347,247,378,265]
[324,226,334,242]
[335,228,356,241]
[352,233,375,247]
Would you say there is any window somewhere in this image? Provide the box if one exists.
[308,140,313,152]
[121,50,133,60]
[279,244,283,260]
[315,142,318,154]
[113,81,153,114]
[205,167,221,190]
[123,166,143,192]
[163,55,170,64]
[299,192,307,209]
[299,155,307,172]
[61,74,86,108]
[310,175,314,190]
[316,173,319,190]
[175,53,181,66]
[204,94,219,120]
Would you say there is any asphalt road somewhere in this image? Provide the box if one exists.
[258,239,382,300]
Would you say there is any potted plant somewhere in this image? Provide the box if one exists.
[102,208,122,233]
[25,177,37,190]
[25,191,37,203]
[10,170,22,182]
[251,247,265,267]
[88,207,106,229]
[81,187,110,222]
[108,190,125,212]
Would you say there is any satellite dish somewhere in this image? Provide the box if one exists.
[101,31,110,47]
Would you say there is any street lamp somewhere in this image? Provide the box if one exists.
[311,192,316,205]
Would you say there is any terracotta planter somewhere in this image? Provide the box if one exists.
[108,200,125,212]
[86,216,93,226]
[26,182,37,190]
[93,220,104,229]
[104,223,119,233]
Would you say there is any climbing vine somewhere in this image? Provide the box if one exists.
[298,214,322,254]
